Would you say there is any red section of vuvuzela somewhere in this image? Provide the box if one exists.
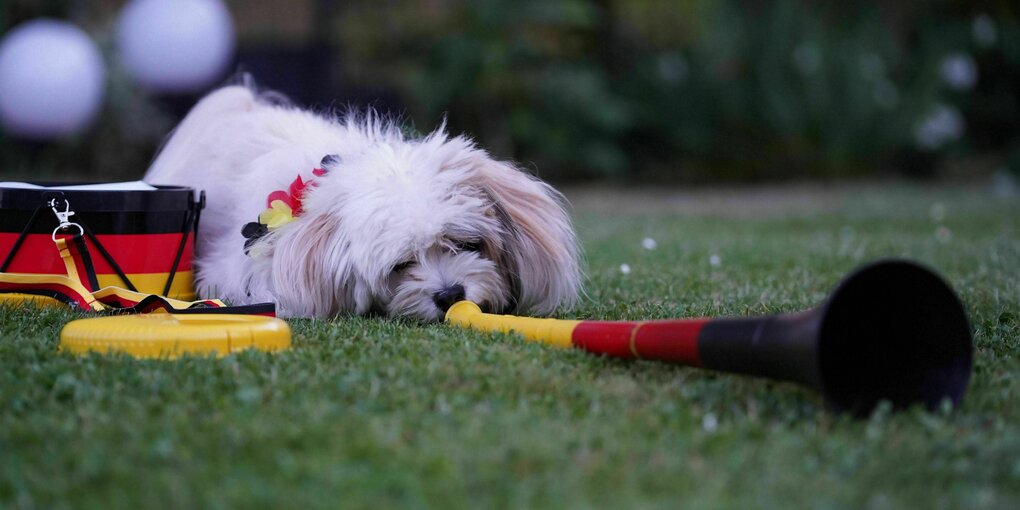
[571,319,708,365]
[629,320,706,366]
[571,321,639,358]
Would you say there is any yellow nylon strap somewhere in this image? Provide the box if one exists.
[0,271,104,311]
[0,236,221,313]
[55,237,87,289]
[91,286,225,309]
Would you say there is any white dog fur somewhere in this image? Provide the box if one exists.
[144,85,580,320]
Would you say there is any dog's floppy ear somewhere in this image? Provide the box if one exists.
[269,214,362,318]
[467,154,581,315]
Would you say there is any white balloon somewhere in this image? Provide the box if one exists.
[0,19,106,139]
[117,0,235,93]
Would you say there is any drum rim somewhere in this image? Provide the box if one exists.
[0,183,197,212]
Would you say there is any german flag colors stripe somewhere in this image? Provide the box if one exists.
[0,233,193,274]
[1,232,275,316]
[445,301,707,366]
[1,271,196,301]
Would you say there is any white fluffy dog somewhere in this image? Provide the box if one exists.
[144,85,581,320]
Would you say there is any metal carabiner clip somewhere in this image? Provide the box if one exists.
[49,198,84,241]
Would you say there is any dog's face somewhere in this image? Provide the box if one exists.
[263,132,580,321]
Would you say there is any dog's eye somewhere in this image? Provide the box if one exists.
[454,240,484,253]
[392,261,414,273]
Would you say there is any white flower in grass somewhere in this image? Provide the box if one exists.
[936,226,953,244]
[873,79,899,109]
[619,263,631,275]
[990,169,1018,199]
[792,42,821,75]
[859,53,886,80]
[702,412,719,432]
[642,237,657,250]
[972,14,997,48]
[709,254,722,267]
[658,53,689,84]
[940,53,978,91]
[914,104,964,151]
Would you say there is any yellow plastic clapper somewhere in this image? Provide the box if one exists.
[59,314,291,358]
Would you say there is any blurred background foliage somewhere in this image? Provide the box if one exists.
[2,0,1019,183]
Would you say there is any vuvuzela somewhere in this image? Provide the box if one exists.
[446,260,973,415]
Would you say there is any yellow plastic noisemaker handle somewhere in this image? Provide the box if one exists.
[444,301,580,349]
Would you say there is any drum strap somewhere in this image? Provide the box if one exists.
[0,233,275,316]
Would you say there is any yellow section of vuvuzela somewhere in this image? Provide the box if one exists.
[444,301,580,348]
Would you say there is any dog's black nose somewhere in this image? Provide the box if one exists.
[433,284,466,311]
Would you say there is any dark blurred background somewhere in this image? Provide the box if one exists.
[2,0,1019,184]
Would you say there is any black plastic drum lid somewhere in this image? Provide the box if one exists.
[0,183,196,212]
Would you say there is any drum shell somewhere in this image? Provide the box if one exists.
[0,184,203,300]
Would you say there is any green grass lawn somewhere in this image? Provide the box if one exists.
[2,183,1019,509]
